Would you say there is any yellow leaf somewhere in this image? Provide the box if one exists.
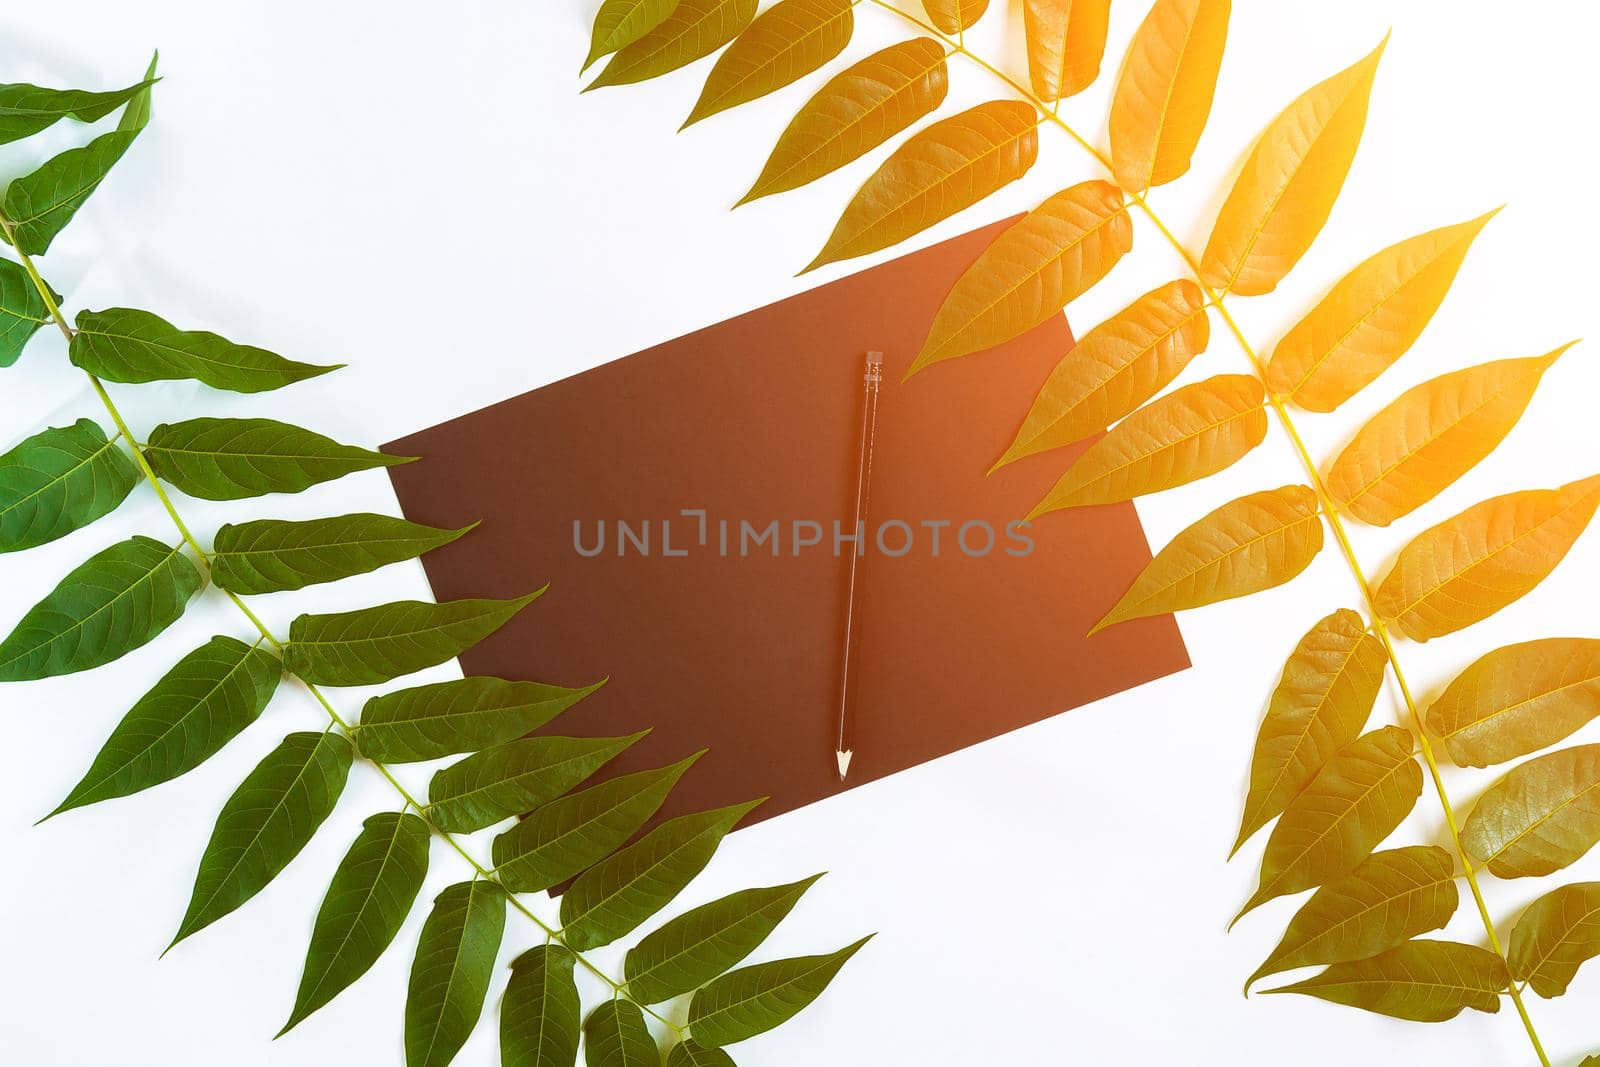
[1232,609,1386,857]
[1090,485,1324,635]
[1265,212,1498,411]
[1246,846,1458,993]
[995,279,1209,468]
[1374,474,1600,642]
[587,0,758,90]
[1198,36,1387,296]
[682,0,855,129]
[1108,0,1231,192]
[1235,726,1421,923]
[1508,880,1600,998]
[802,100,1039,273]
[1428,638,1600,769]
[1022,0,1112,102]
[584,0,682,73]
[1326,347,1570,527]
[908,181,1132,376]
[1463,744,1600,879]
[923,0,988,34]
[739,39,948,205]
[1029,373,1266,517]
[1260,940,1506,1022]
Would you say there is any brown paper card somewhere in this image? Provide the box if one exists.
[385,217,1189,830]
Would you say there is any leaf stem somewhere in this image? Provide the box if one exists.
[860,4,1549,1060]
[0,209,683,1038]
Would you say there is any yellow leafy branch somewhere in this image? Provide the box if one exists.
[859,1,1549,1059]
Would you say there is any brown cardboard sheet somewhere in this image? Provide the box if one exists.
[384,217,1189,830]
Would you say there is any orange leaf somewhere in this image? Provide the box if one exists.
[802,100,1039,273]
[1428,638,1600,769]
[923,0,989,34]
[1327,347,1570,527]
[908,181,1132,375]
[995,279,1209,468]
[1233,609,1387,857]
[1462,744,1600,879]
[1029,373,1267,517]
[1090,485,1324,635]
[682,0,855,129]
[587,0,758,90]
[1108,0,1231,192]
[1198,36,1386,296]
[584,0,682,73]
[1374,474,1600,642]
[739,39,948,205]
[1022,0,1112,102]
[1235,726,1422,923]
[1266,212,1498,411]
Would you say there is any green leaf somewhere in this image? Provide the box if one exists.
[0,256,57,367]
[583,1001,660,1067]
[1232,610,1387,857]
[501,945,581,1067]
[2,129,140,254]
[45,636,280,819]
[426,732,648,833]
[1246,846,1458,993]
[626,874,823,1004]
[1462,743,1600,879]
[281,812,431,1035]
[118,53,158,136]
[0,74,157,144]
[355,676,604,763]
[561,799,763,951]
[0,419,137,552]
[1508,880,1600,998]
[283,591,543,687]
[212,513,475,595]
[687,936,872,1047]
[69,307,340,394]
[667,1042,735,1067]
[0,535,201,681]
[491,752,703,893]
[170,731,352,949]
[143,417,415,501]
[1235,726,1422,924]
[1426,638,1600,769]
[405,880,507,1067]
[585,0,682,72]
[1260,939,1506,1022]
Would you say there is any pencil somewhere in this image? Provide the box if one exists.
[836,350,883,780]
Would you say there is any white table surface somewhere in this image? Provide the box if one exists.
[2,1,1597,1063]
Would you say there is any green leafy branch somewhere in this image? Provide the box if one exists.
[0,59,866,1067]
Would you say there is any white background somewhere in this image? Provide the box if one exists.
[2,1,1598,1064]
